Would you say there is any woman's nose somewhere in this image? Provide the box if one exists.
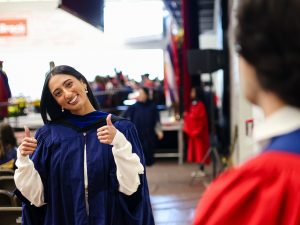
[63,89,73,99]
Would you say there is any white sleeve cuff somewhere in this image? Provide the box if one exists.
[111,129,144,195]
[111,130,127,148]
[16,147,32,167]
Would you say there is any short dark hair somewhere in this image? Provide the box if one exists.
[40,65,99,124]
[235,0,300,107]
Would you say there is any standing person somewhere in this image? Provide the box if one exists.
[123,87,163,166]
[0,122,17,169]
[0,61,12,121]
[193,0,300,224]
[183,86,210,164]
[14,65,154,225]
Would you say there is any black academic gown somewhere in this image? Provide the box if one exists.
[123,101,160,166]
[15,112,154,225]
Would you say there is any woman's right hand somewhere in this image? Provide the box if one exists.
[19,126,37,157]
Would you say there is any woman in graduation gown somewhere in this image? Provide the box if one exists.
[193,0,300,224]
[122,87,163,166]
[183,86,210,164]
[14,65,155,225]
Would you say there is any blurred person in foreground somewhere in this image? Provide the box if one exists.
[193,0,300,224]
[14,65,154,225]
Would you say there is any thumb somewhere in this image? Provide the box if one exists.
[106,114,113,126]
[24,126,31,138]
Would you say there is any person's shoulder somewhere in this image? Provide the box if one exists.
[112,116,135,130]
[31,126,52,148]
[213,153,282,184]
[193,101,205,108]
[150,101,157,110]
[35,125,49,136]
[203,152,300,202]
[148,100,156,107]
[35,123,65,140]
[242,151,300,175]
[36,123,63,132]
[200,156,262,199]
[194,152,300,224]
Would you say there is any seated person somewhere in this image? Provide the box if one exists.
[0,123,17,169]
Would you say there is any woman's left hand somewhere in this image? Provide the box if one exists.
[97,114,117,144]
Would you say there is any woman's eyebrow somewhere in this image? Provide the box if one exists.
[52,79,72,94]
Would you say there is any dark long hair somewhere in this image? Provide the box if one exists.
[40,65,99,124]
[192,86,205,102]
[0,123,17,159]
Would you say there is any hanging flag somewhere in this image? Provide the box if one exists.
[164,47,179,107]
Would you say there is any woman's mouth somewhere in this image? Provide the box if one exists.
[68,95,78,105]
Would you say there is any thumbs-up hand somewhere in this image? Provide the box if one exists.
[19,126,37,157]
[97,114,117,144]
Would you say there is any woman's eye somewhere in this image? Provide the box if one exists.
[54,91,61,97]
[66,81,73,87]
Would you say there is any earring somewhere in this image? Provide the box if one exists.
[61,107,64,112]
[85,89,88,94]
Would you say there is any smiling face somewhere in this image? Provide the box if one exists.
[48,74,95,115]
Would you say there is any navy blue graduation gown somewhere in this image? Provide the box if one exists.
[16,112,154,225]
[122,101,160,166]
[0,147,16,165]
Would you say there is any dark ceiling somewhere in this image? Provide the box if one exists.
[163,0,215,33]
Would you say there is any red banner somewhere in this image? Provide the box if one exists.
[0,19,27,36]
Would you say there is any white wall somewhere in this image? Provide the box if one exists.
[228,0,266,164]
[0,1,164,99]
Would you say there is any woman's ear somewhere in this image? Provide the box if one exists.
[80,79,87,89]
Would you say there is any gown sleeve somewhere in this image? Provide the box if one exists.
[14,148,45,206]
[14,126,51,225]
[110,120,154,225]
[111,129,144,195]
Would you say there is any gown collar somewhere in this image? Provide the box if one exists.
[58,111,109,132]
[264,128,300,155]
